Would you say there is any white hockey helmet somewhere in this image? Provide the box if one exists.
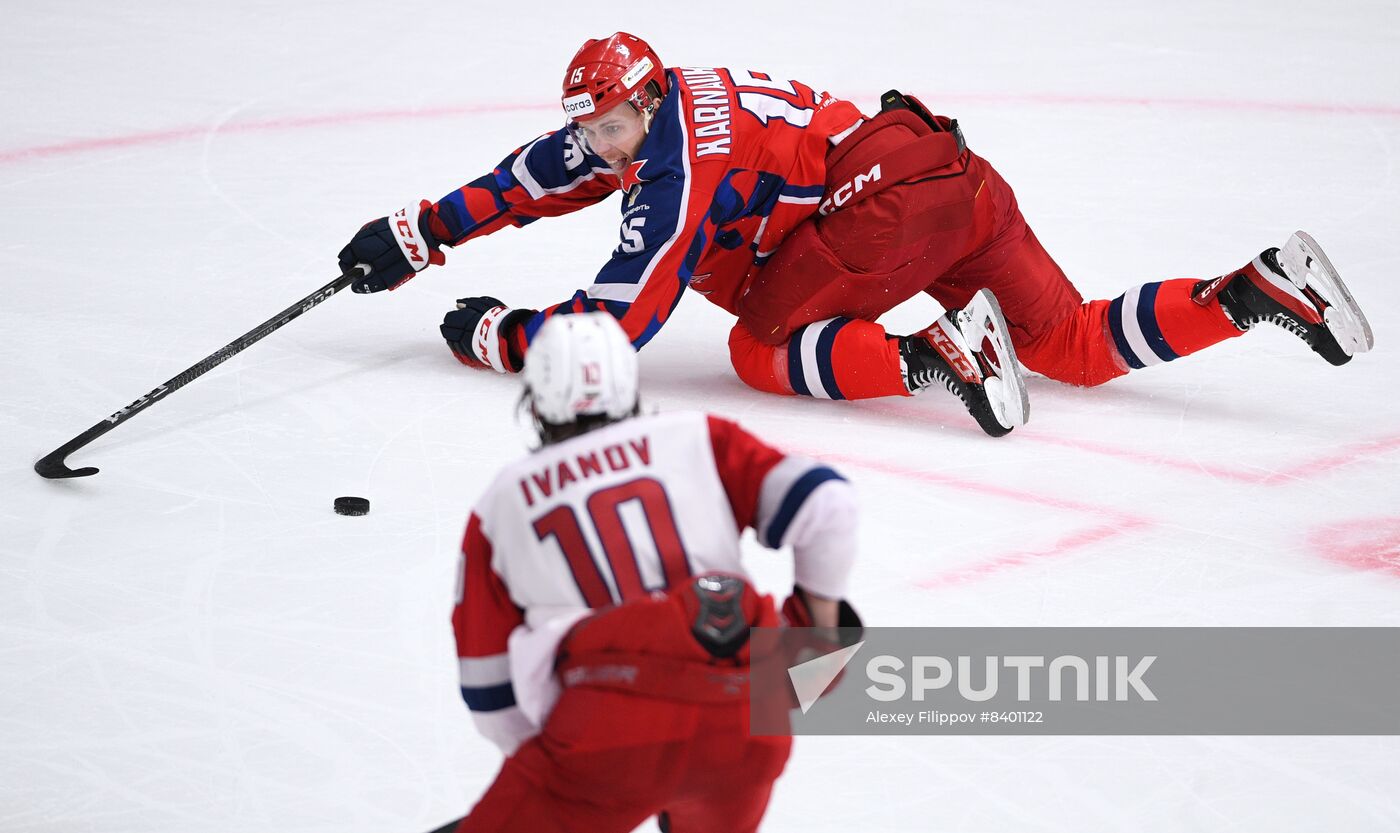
[523,312,639,430]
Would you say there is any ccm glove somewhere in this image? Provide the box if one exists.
[338,200,445,293]
[441,297,536,373]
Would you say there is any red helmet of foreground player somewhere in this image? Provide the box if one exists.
[561,32,668,122]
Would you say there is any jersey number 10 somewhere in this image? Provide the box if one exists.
[533,476,692,607]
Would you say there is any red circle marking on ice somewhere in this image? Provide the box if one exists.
[1310,517,1400,576]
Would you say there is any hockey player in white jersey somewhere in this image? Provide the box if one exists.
[439,312,860,832]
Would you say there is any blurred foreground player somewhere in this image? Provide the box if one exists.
[438,313,859,832]
[341,33,1372,438]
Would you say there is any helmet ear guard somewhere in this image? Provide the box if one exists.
[637,78,665,123]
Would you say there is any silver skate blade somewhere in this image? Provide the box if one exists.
[957,288,1030,430]
[1279,231,1374,355]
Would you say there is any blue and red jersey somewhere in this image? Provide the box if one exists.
[424,67,865,352]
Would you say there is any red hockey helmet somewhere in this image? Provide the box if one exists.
[561,32,667,123]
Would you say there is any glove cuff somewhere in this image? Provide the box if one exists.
[501,308,534,371]
[470,306,534,373]
[389,199,445,276]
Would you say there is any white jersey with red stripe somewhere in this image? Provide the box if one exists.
[451,411,856,754]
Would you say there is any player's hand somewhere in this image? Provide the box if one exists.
[441,297,536,373]
[338,200,445,293]
[778,587,864,710]
[794,592,840,628]
[782,586,863,633]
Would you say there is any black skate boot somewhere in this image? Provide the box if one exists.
[1194,231,1373,366]
[898,288,1029,437]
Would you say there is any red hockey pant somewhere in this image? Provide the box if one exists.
[730,149,1243,398]
[459,585,791,833]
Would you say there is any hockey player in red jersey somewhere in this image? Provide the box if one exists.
[339,32,1372,438]
[437,312,859,832]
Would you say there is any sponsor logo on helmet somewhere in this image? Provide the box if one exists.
[562,92,596,117]
[620,56,654,90]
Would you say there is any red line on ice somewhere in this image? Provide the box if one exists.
[1024,432,1400,485]
[1277,434,1400,482]
[786,445,1152,587]
[1308,516,1400,577]
[807,447,1145,523]
[930,91,1400,118]
[0,102,554,165]
[918,519,1151,589]
[4,91,1399,166]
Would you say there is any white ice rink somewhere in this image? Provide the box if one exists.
[4,2,1399,831]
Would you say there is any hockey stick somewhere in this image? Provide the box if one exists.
[33,265,368,480]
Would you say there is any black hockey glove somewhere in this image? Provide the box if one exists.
[338,200,445,293]
[441,297,536,373]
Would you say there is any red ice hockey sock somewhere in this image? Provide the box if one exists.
[1106,278,1244,371]
[728,318,910,400]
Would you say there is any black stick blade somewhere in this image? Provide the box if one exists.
[34,452,99,479]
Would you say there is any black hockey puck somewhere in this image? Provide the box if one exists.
[334,496,370,516]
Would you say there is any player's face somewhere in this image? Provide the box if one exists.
[569,102,647,174]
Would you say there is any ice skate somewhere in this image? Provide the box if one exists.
[899,288,1029,437]
[1199,231,1374,366]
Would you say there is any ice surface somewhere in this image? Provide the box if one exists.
[3,2,1399,831]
